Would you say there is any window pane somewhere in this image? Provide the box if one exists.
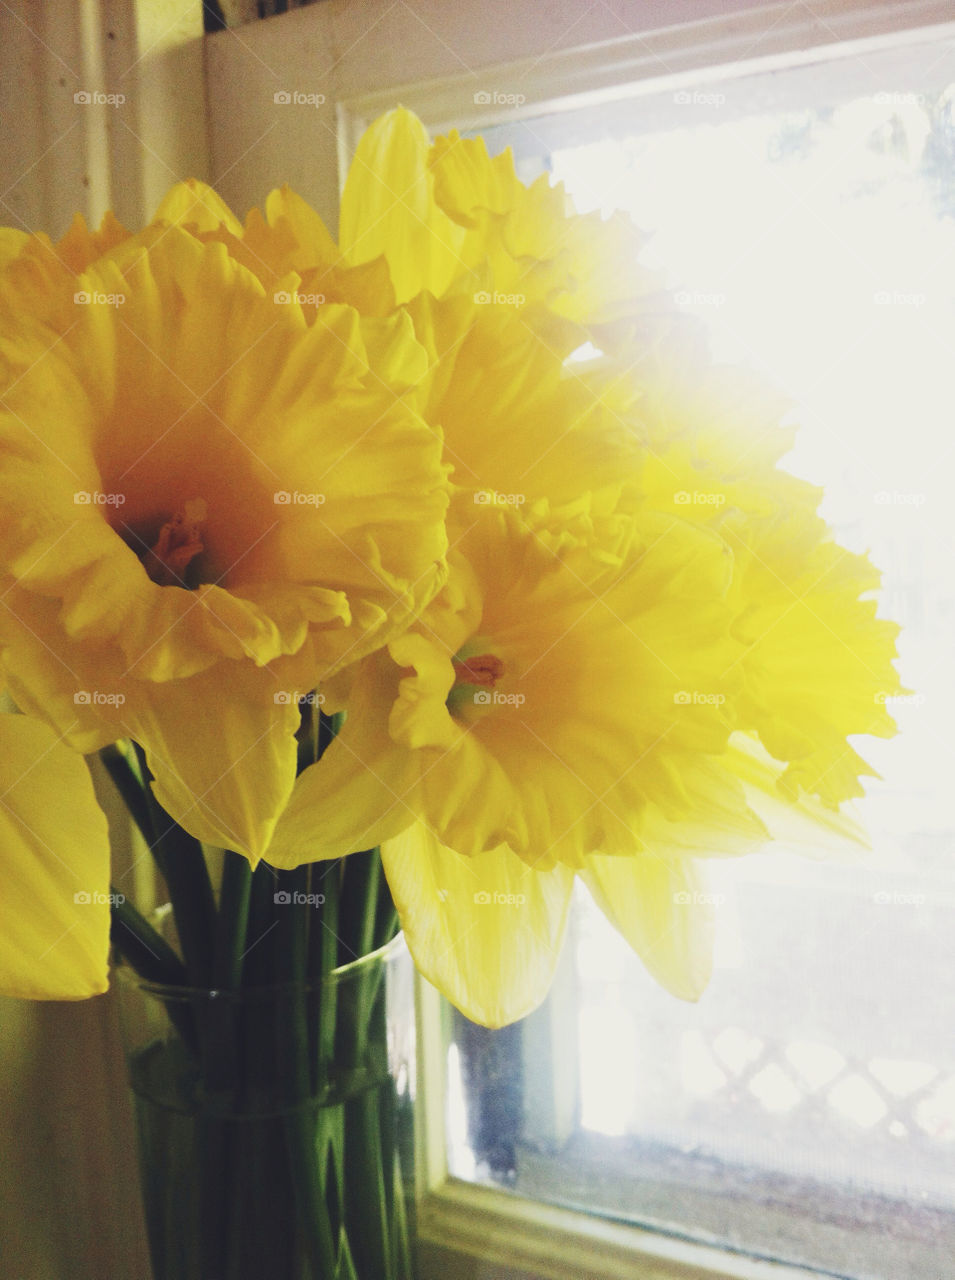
[447,32,955,1280]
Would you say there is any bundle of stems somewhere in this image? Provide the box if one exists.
[103,704,411,1280]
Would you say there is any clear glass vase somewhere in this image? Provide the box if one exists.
[115,933,416,1280]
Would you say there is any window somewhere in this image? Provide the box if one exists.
[6,3,948,1277]
[436,27,955,1280]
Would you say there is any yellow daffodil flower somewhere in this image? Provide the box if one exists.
[132,108,663,354]
[267,497,775,1023]
[616,322,904,807]
[339,107,665,337]
[0,219,449,860]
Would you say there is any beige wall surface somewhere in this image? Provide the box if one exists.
[0,5,207,1275]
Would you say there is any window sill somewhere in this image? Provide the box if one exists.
[417,1179,823,1280]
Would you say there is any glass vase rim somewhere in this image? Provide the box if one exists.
[113,929,408,1001]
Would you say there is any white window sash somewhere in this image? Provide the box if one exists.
[336,0,955,160]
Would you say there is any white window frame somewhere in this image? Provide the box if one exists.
[335,0,955,160]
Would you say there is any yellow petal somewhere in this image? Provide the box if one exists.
[414,732,527,860]
[0,589,124,755]
[626,756,769,859]
[152,179,244,237]
[725,509,902,804]
[387,630,460,751]
[0,227,29,272]
[0,714,110,999]
[54,211,130,273]
[359,309,430,393]
[266,651,420,868]
[426,301,639,513]
[339,108,467,304]
[381,824,573,1027]
[581,852,714,1001]
[428,130,662,326]
[263,184,338,269]
[429,132,520,226]
[727,733,869,855]
[123,669,299,863]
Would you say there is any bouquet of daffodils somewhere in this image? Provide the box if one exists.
[0,108,901,1028]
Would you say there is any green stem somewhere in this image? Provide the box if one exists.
[241,862,280,1125]
[374,867,400,952]
[201,852,253,1276]
[340,966,402,1279]
[317,708,343,759]
[344,1085,393,1278]
[109,894,198,1058]
[339,848,383,964]
[100,743,157,847]
[307,862,340,1095]
[213,852,253,990]
[308,860,340,982]
[132,743,217,988]
[202,861,269,1277]
[203,852,252,1099]
[109,892,187,986]
[272,866,308,986]
[242,862,279,989]
[275,865,338,1275]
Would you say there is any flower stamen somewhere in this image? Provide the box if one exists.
[452,653,505,689]
[143,498,207,587]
